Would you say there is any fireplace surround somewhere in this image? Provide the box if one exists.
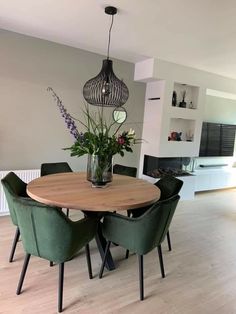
[143,155,193,178]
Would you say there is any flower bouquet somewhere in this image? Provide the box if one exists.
[48,87,138,187]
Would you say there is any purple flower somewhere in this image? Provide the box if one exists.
[47,87,79,140]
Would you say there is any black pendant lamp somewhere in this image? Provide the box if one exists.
[83,6,129,107]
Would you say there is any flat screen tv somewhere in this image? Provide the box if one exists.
[199,122,236,157]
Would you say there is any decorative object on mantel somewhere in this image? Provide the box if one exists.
[179,90,186,108]
[48,87,138,187]
[172,91,177,106]
[186,130,194,142]
[168,132,182,141]
[83,6,129,107]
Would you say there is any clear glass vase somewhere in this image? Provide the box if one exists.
[87,154,113,187]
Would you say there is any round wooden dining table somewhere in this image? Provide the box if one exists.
[27,172,160,270]
[27,172,160,212]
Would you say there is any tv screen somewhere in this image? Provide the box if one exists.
[199,122,236,157]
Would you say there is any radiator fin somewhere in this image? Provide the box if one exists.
[0,169,40,215]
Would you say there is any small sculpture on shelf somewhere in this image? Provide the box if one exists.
[179,90,186,108]
[172,91,177,106]
[168,131,182,141]
[189,101,194,109]
[186,131,194,142]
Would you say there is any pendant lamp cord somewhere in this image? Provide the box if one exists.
[107,14,114,60]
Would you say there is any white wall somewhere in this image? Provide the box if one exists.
[0,30,146,171]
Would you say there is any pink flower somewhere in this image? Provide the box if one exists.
[118,137,125,145]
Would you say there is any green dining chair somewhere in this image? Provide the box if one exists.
[154,175,183,251]
[113,164,137,178]
[13,196,98,313]
[99,195,180,301]
[1,172,28,262]
[41,162,73,217]
[129,175,183,251]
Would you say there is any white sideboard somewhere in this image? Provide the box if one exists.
[194,167,236,192]
[141,167,236,200]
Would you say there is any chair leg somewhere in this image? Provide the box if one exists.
[138,255,144,301]
[157,244,165,278]
[16,253,31,295]
[85,243,93,279]
[125,250,129,259]
[167,230,172,251]
[58,263,64,313]
[66,208,69,217]
[9,227,20,263]
[99,241,111,279]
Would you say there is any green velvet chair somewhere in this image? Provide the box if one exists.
[41,162,72,217]
[130,175,183,251]
[13,197,98,313]
[154,175,183,251]
[1,172,28,262]
[99,194,180,301]
[113,164,137,178]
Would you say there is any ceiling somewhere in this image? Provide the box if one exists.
[1,0,236,79]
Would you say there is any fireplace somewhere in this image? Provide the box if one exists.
[143,155,193,178]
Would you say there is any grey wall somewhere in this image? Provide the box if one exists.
[204,95,236,124]
[0,29,145,171]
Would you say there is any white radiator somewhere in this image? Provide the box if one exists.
[0,169,40,215]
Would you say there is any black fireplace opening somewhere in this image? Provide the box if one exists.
[143,155,192,178]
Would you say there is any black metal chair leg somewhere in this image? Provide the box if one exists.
[157,244,165,278]
[85,243,93,279]
[66,208,69,217]
[16,253,31,295]
[125,249,129,259]
[138,255,144,301]
[58,263,64,313]
[99,241,111,279]
[167,230,172,251]
[9,227,20,263]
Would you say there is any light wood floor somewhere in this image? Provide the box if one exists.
[1,189,236,314]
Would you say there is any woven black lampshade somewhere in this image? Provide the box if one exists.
[83,6,129,107]
[83,59,129,107]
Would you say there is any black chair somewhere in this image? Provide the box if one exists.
[99,195,180,300]
[113,164,137,178]
[40,162,73,217]
[1,172,28,262]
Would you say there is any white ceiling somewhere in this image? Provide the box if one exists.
[1,0,236,79]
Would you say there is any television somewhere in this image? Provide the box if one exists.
[199,122,236,157]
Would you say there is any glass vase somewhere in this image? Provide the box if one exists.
[87,154,113,187]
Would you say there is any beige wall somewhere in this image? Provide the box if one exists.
[0,30,145,171]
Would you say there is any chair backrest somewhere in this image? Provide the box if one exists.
[41,162,72,176]
[133,194,180,255]
[1,172,27,225]
[155,175,183,200]
[13,197,98,263]
[113,164,137,178]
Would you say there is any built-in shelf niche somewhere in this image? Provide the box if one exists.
[172,82,199,110]
[168,118,195,142]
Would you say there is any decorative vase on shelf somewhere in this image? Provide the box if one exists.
[179,90,186,108]
[87,154,113,187]
[172,91,177,106]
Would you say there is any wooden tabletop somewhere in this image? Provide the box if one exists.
[27,172,160,212]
